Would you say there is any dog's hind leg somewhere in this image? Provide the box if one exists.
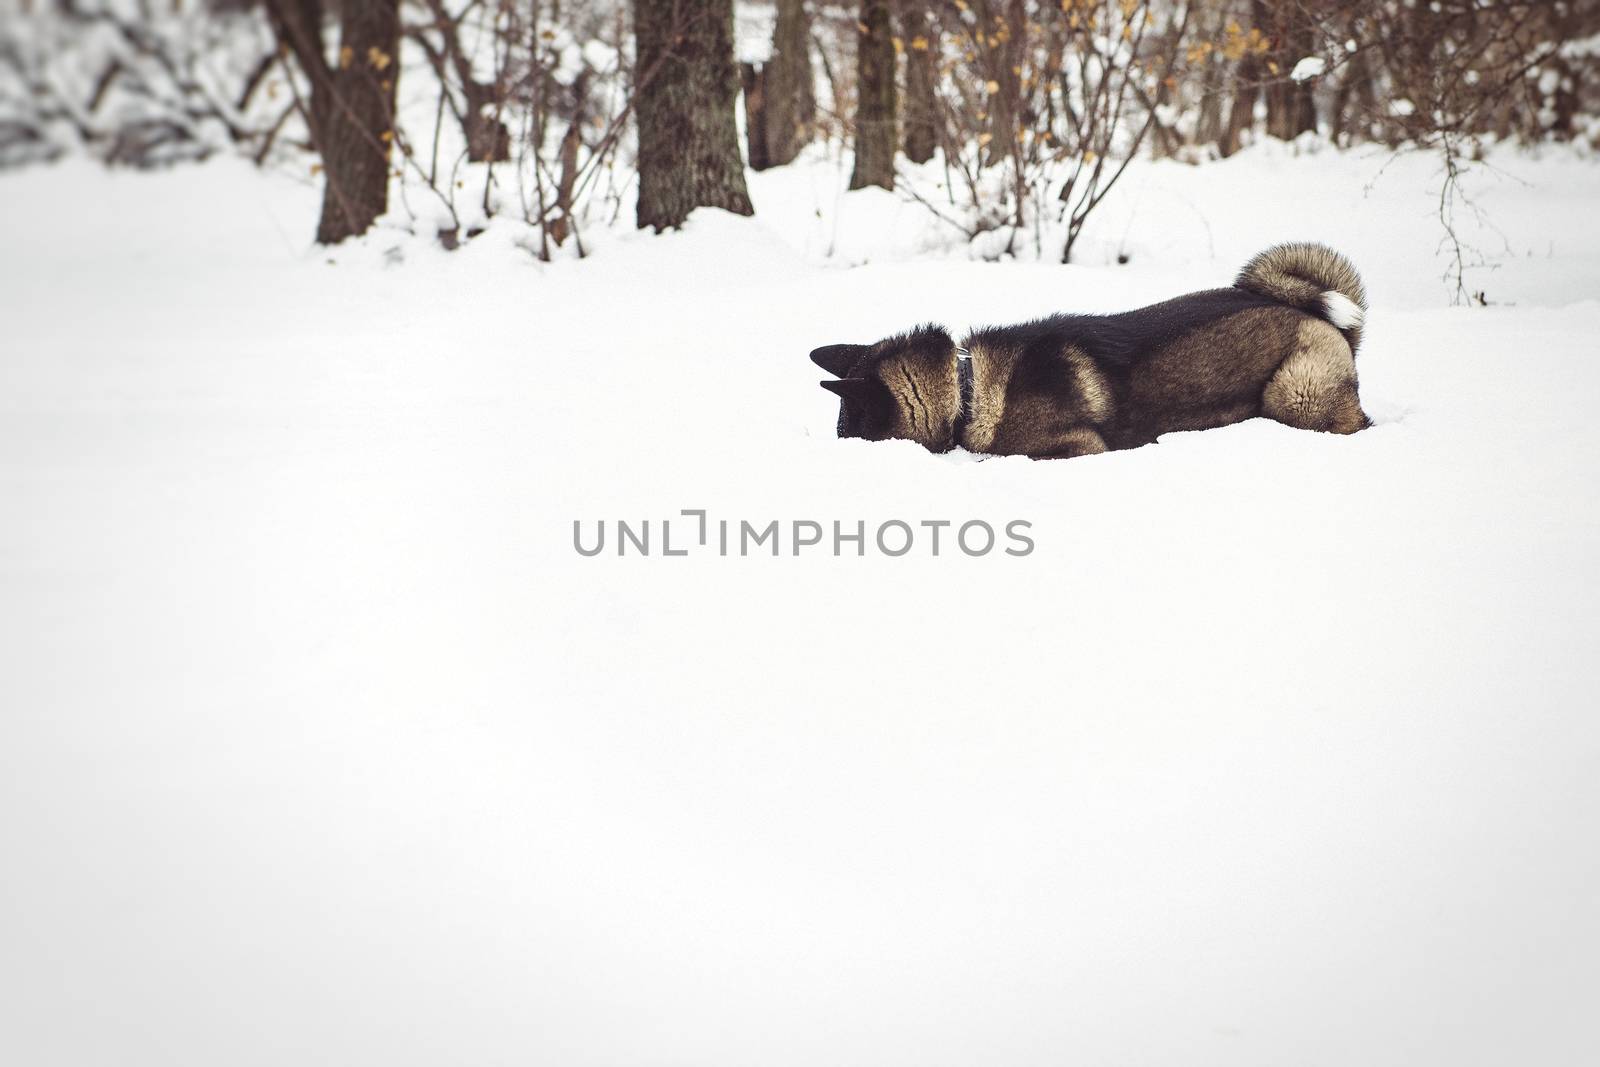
[1261,318,1371,434]
[1035,426,1109,460]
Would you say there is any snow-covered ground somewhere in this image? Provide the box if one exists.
[3,144,1600,1066]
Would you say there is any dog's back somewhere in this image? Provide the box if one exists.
[964,244,1371,454]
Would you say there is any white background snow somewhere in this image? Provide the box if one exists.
[3,142,1600,1065]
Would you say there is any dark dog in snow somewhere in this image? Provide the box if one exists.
[811,242,1370,459]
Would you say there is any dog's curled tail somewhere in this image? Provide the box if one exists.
[1235,242,1367,353]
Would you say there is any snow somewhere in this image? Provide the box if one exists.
[3,144,1600,1066]
[734,2,775,64]
[1289,55,1326,82]
[1560,31,1600,59]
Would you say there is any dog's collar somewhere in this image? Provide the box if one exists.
[952,346,974,451]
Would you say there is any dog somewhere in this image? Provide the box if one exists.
[811,242,1370,459]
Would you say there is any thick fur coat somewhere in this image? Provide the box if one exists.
[811,242,1371,459]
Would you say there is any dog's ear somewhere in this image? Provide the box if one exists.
[819,377,891,411]
[810,344,870,378]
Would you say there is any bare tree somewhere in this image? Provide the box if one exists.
[265,0,401,244]
[633,0,752,230]
[1219,14,1270,157]
[740,61,771,170]
[0,3,285,169]
[411,0,510,163]
[849,0,895,190]
[512,5,640,260]
[763,0,815,167]
[899,4,939,164]
[1055,0,1189,261]
[1259,0,1317,140]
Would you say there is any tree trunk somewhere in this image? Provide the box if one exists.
[1221,52,1259,157]
[900,4,938,164]
[316,0,400,244]
[634,0,754,231]
[1260,0,1316,141]
[1547,57,1579,140]
[849,0,895,190]
[740,62,772,171]
[1195,54,1223,150]
[461,82,511,163]
[1330,48,1371,146]
[763,0,814,166]
[549,71,589,247]
[264,0,400,244]
[982,0,1025,168]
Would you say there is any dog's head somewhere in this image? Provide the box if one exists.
[811,325,958,451]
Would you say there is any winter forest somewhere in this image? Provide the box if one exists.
[5,1,1599,267]
[5,4,1600,1067]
